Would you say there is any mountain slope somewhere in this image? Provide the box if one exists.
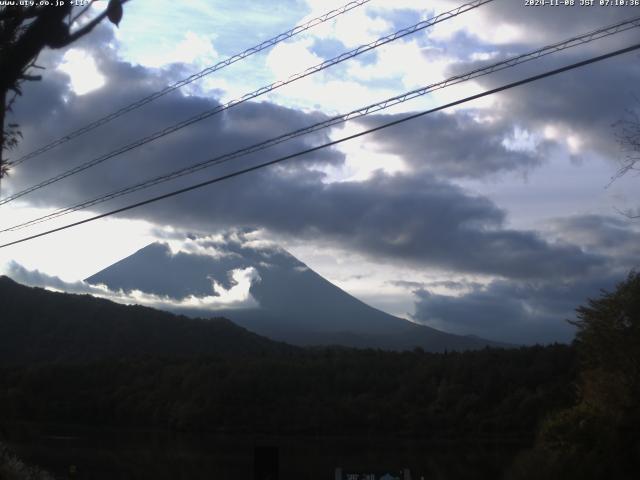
[85,240,505,351]
[0,276,295,365]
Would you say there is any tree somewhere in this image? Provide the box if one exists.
[0,0,129,180]
[571,271,640,415]
[613,105,640,218]
[510,272,640,480]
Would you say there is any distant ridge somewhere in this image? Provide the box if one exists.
[0,275,295,365]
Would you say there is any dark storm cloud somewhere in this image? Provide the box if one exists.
[388,279,482,292]
[3,11,636,347]
[439,22,640,162]
[457,0,639,47]
[412,214,640,343]
[1,24,608,281]
[5,25,340,209]
[412,272,624,345]
[118,167,605,279]
[359,32,640,175]
[357,111,548,177]
[357,3,640,176]
[489,51,640,159]
[545,214,640,271]
[388,280,428,290]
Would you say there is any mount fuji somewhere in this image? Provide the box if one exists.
[85,235,504,351]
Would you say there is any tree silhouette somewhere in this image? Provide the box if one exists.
[0,0,129,180]
[613,105,640,218]
[511,272,640,479]
[571,270,640,415]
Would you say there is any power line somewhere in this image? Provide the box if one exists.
[0,0,493,207]
[2,41,638,250]
[4,14,639,233]
[7,0,373,168]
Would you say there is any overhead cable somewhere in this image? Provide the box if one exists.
[4,14,639,233]
[0,0,493,206]
[7,0,373,168]
[2,41,638,249]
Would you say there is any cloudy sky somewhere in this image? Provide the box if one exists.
[1,0,640,344]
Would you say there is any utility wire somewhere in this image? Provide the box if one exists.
[4,14,639,234]
[0,0,493,206]
[1,41,638,250]
[7,0,372,168]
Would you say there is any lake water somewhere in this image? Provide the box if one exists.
[2,422,527,479]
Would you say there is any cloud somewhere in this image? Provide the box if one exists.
[448,26,640,163]
[5,33,341,209]
[58,49,106,95]
[411,213,640,344]
[388,279,428,290]
[1,14,630,304]
[106,167,604,280]
[543,214,640,271]
[133,31,219,69]
[302,0,392,48]
[266,38,324,79]
[5,261,109,296]
[2,35,606,282]
[425,0,638,47]
[412,272,624,345]
[5,257,260,311]
[398,278,483,292]
[357,110,549,178]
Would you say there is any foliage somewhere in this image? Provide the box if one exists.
[0,441,53,480]
[0,276,295,364]
[613,105,640,218]
[0,276,580,440]
[0,346,577,439]
[510,271,640,479]
[572,271,640,397]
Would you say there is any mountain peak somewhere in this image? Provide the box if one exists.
[85,235,504,351]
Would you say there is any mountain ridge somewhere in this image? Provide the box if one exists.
[85,239,507,351]
[0,275,296,365]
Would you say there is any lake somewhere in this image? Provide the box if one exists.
[2,422,528,479]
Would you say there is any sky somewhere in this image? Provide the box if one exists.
[1,0,640,344]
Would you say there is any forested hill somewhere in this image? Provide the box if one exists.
[0,276,295,364]
[0,276,580,441]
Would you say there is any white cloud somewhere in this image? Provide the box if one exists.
[131,31,219,69]
[347,41,450,89]
[58,49,106,95]
[302,0,392,48]
[319,122,408,183]
[5,260,261,311]
[206,267,261,307]
[0,204,155,282]
[425,0,525,45]
[266,38,323,79]
[165,237,240,260]
[502,127,540,154]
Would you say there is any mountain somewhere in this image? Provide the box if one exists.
[85,237,504,351]
[0,275,294,365]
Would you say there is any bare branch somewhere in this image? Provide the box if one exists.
[611,102,640,185]
[70,0,99,25]
[613,206,640,219]
[64,0,131,45]
[1,0,131,174]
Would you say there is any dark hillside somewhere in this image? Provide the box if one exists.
[0,276,577,439]
[0,276,295,364]
[0,344,577,438]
